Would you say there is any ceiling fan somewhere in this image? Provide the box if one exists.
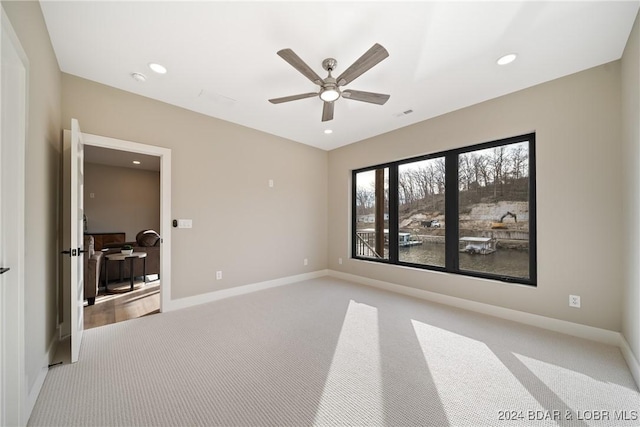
[268,43,390,122]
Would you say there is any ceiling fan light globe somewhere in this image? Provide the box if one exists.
[320,88,340,102]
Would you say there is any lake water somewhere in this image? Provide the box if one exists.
[399,242,530,279]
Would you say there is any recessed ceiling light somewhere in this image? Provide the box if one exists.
[132,160,141,165]
[131,72,147,82]
[324,129,333,134]
[497,53,517,65]
[148,63,167,74]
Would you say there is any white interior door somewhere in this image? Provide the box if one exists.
[0,7,27,425]
[62,119,85,363]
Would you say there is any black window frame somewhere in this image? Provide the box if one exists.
[351,132,537,286]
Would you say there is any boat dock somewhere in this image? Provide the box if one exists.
[355,229,423,257]
[399,232,422,247]
[459,237,496,255]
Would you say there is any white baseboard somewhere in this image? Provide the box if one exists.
[619,334,640,389]
[165,270,329,312]
[328,270,621,346]
[25,334,58,422]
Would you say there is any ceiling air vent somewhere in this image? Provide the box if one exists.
[198,90,237,108]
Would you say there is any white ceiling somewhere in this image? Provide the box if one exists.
[41,1,639,151]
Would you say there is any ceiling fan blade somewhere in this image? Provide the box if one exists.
[336,43,389,87]
[322,101,334,122]
[342,89,390,105]
[277,49,324,86]
[269,92,318,104]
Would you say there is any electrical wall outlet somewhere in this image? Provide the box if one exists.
[269,179,274,188]
[569,295,581,308]
[216,271,222,280]
[339,257,343,265]
[303,258,308,266]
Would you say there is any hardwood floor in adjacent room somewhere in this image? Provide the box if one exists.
[84,280,160,329]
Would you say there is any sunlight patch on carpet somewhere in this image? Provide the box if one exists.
[515,353,640,421]
[411,319,552,426]
[313,300,383,425]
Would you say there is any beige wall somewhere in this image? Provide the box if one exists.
[622,12,640,363]
[84,163,160,241]
[62,74,328,300]
[329,61,623,331]
[2,0,61,396]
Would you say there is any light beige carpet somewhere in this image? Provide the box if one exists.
[29,277,639,426]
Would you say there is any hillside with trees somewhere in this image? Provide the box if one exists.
[356,142,530,225]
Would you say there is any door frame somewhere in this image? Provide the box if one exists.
[81,132,172,312]
[0,6,28,426]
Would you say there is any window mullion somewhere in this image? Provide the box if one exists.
[445,153,459,271]
[388,164,399,262]
[351,170,357,259]
[528,137,537,284]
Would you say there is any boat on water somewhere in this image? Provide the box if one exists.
[459,237,496,255]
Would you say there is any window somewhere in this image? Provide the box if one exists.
[354,167,389,260]
[352,133,536,286]
[398,157,446,267]
[458,142,531,279]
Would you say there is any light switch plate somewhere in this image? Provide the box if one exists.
[178,219,192,229]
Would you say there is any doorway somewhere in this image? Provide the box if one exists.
[60,129,171,350]
[83,145,162,328]
[81,132,172,316]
